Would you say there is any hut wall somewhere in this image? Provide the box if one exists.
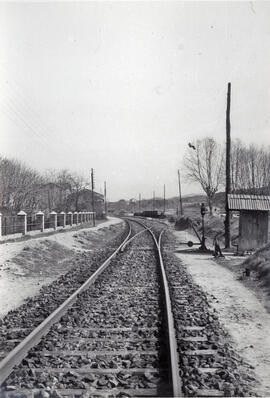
[239,210,269,251]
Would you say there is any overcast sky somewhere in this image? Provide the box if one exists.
[0,1,270,201]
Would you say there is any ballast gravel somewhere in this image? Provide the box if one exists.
[0,220,259,397]
[162,230,257,397]
[0,226,129,358]
[1,223,170,396]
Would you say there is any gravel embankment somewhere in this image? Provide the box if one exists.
[0,224,128,359]
[1,222,170,397]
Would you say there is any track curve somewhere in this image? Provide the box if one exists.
[0,222,132,387]
[0,219,182,397]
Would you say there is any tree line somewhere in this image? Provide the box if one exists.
[184,137,270,213]
[0,156,90,214]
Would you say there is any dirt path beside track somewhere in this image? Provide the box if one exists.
[174,230,270,397]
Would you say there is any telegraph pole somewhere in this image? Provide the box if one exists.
[91,168,96,226]
[225,82,231,248]
[104,181,107,217]
[139,193,141,212]
[163,184,166,214]
[178,169,183,215]
[153,191,155,211]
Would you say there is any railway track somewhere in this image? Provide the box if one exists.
[0,218,255,397]
[0,219,182,397]
[0,225,129,360]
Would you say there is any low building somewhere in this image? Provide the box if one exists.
[67,189,104,217]
[228,194,270,251]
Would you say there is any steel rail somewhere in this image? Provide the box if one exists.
[0,222,132,386]
[127,218,182,397]
[120,228,149,252]
[133,215,168,227]
[157,230,182,397]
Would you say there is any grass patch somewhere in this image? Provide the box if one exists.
[242,243,270,292]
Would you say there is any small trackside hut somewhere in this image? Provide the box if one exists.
[228,194,270,252]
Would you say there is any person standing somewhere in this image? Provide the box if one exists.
[213,235,224,257]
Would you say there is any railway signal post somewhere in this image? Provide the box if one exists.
[199,202,208,251]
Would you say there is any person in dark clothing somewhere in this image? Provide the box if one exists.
[213,235,224,257]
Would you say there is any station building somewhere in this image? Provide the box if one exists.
[228,194,270,252]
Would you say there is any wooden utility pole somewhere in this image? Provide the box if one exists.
[163,184,166,214]
[225,82,231,248]
[91,168,96,226]
[153,191,155,211]
[47,190,51,211]
[178,170,183,215]
[104,181,107,216]
[139,193,141,212]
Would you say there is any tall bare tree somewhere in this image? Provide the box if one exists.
[67,173,88,211]
[44,169,87,211]
[0,155,93,214]
[231,139,246,192]
[0,156,43,213]
[230,141,270,193]
[184,137,224,214]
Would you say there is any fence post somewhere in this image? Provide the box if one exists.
[17,211,27,235]
[78,211,82,224]
[60,211,66,228]
[83,211,86,223]
[73,211,78,225]
[50,211,57,230]
[36,211,44,232]
[67,211,73,226]
[0,213,2,236]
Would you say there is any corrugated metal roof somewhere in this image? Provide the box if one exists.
[228,194,270,211]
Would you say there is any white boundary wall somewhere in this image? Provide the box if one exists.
[0,211,95,240]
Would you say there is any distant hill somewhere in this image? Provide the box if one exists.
[108,191,226,215]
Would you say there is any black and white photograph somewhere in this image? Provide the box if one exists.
[0,1,270,397]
